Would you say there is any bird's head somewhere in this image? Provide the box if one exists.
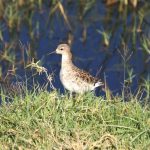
[56,44,71,55]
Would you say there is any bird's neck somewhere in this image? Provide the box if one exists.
[61,53,73,68]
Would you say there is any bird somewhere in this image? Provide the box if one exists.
[55,43,104,94]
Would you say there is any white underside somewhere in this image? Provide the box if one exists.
[60,69,101,94]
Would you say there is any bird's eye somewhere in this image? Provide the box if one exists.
[60,47,64,50]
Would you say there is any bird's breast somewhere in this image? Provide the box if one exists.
[59,68,95,93]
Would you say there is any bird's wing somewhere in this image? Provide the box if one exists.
[74,66,102,85]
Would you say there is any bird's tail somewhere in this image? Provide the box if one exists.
[94,81,104,88]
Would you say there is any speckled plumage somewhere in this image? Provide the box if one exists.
[56,44,103,94]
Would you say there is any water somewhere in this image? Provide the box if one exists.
[0,1,149,98]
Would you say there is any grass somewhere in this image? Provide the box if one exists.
[0,87,150,149]
[0,1,150,149]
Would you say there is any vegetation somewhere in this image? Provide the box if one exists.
[0,1,150,149]
[0,0,150,82]
[0,86,150,149]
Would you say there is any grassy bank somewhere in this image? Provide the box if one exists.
[0,89,150,150]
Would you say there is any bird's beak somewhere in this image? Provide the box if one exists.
[55,48,58,54]
[47,51,56,55]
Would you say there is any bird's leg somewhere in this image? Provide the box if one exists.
[69,92,73,99]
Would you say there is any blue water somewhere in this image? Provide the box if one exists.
[0,1,149,97]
